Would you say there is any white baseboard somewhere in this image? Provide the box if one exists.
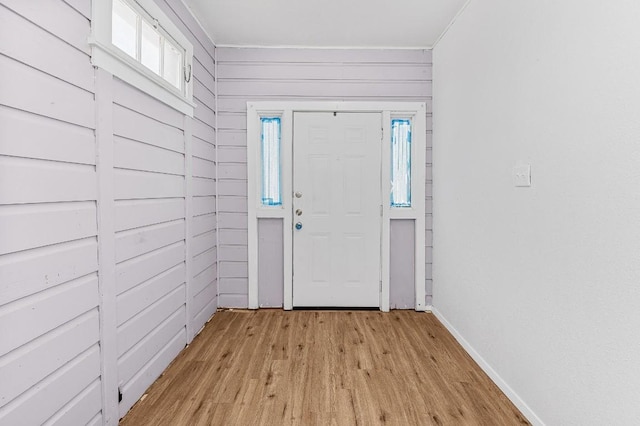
[431,307,545,426]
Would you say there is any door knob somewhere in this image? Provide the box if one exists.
[295,222,303,230]
[295,191,302,198]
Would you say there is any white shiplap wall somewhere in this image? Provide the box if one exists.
[0,0,217,422]
[0,1,102,424]
[156,0,218,340]
[216,48,434,308]
[111,78,190,415]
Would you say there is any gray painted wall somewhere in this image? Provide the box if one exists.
[390,220,416,309]
[258,219,284,307]
[0,0,217,422]
[216,47,434,308]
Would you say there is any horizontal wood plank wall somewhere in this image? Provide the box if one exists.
[156,0,218,337]
[113,0,218,417]
[112,76,190,417]
[0,0,217,423]
[216,47,433,308]
[0,1,103,424]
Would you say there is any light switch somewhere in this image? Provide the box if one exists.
[513,164,531,187]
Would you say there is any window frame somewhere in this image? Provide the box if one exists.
[89,0,195,116]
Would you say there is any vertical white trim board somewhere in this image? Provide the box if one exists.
[184,116,195,342]
[247,101,427,311]
[95,69,119,426]
[431,307,545,426]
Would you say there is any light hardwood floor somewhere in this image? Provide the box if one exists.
[120,310,530,425]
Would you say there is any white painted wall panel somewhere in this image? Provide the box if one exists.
[192,264,216,297]
[217,196,247,213]
[116,242,185,295]
[0,157,96,204]
[1,0,91,54]
[0,309,98,405]
[193,59,215,92]
[117,264,186,326]
[0,6,94,92]
[193,283,216,318]
[193,195,217,216]
[217,147,246,164]
[192,176,217,197]
[117,285,185,358]
[0,274,99,356]
[86,413,102,426]
[192,212,216,237]
[62,0,90,18]
[216,48,431,64]
[112,79,184,129]
[0,345,101,426]
[117,308,185,387]
[217,62,432,82]
[193,79,216,110]
[192,117,216,141]
[193,247,216,277]
[115,198,185,232]
[194,98,216,125]
[0,54,94,129]
[193,297,217,333]
[192,230,217,257]
[0,238,98,305]
[118,328,186,417]
[0,3,102,423]
[114,137,185,175]
[192,157,216,179]
[192,137,216,162]
[0,105,95,165]
[112,105,185,153]
[114,220,185,263]
[114,169,185,200]
[44,379,102,426]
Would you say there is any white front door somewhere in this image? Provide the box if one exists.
[292,112,382,307]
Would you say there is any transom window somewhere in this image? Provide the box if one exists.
[112,0,184,91]
[90,0,194,116]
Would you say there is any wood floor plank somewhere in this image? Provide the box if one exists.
[120,310,530,425]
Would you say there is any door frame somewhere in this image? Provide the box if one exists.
[247,102,427,312]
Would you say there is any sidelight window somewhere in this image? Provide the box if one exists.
[260,117,282,206]
[391,119,412,207]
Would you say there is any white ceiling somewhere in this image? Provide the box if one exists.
[184,0,469,48]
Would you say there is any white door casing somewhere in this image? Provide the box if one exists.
[292,112,382,307]
[247,102,427,312]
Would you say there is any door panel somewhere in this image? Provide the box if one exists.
[293,112,382,307]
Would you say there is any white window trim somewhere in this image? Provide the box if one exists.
[89,0,195,116]
[247,102,427,312]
